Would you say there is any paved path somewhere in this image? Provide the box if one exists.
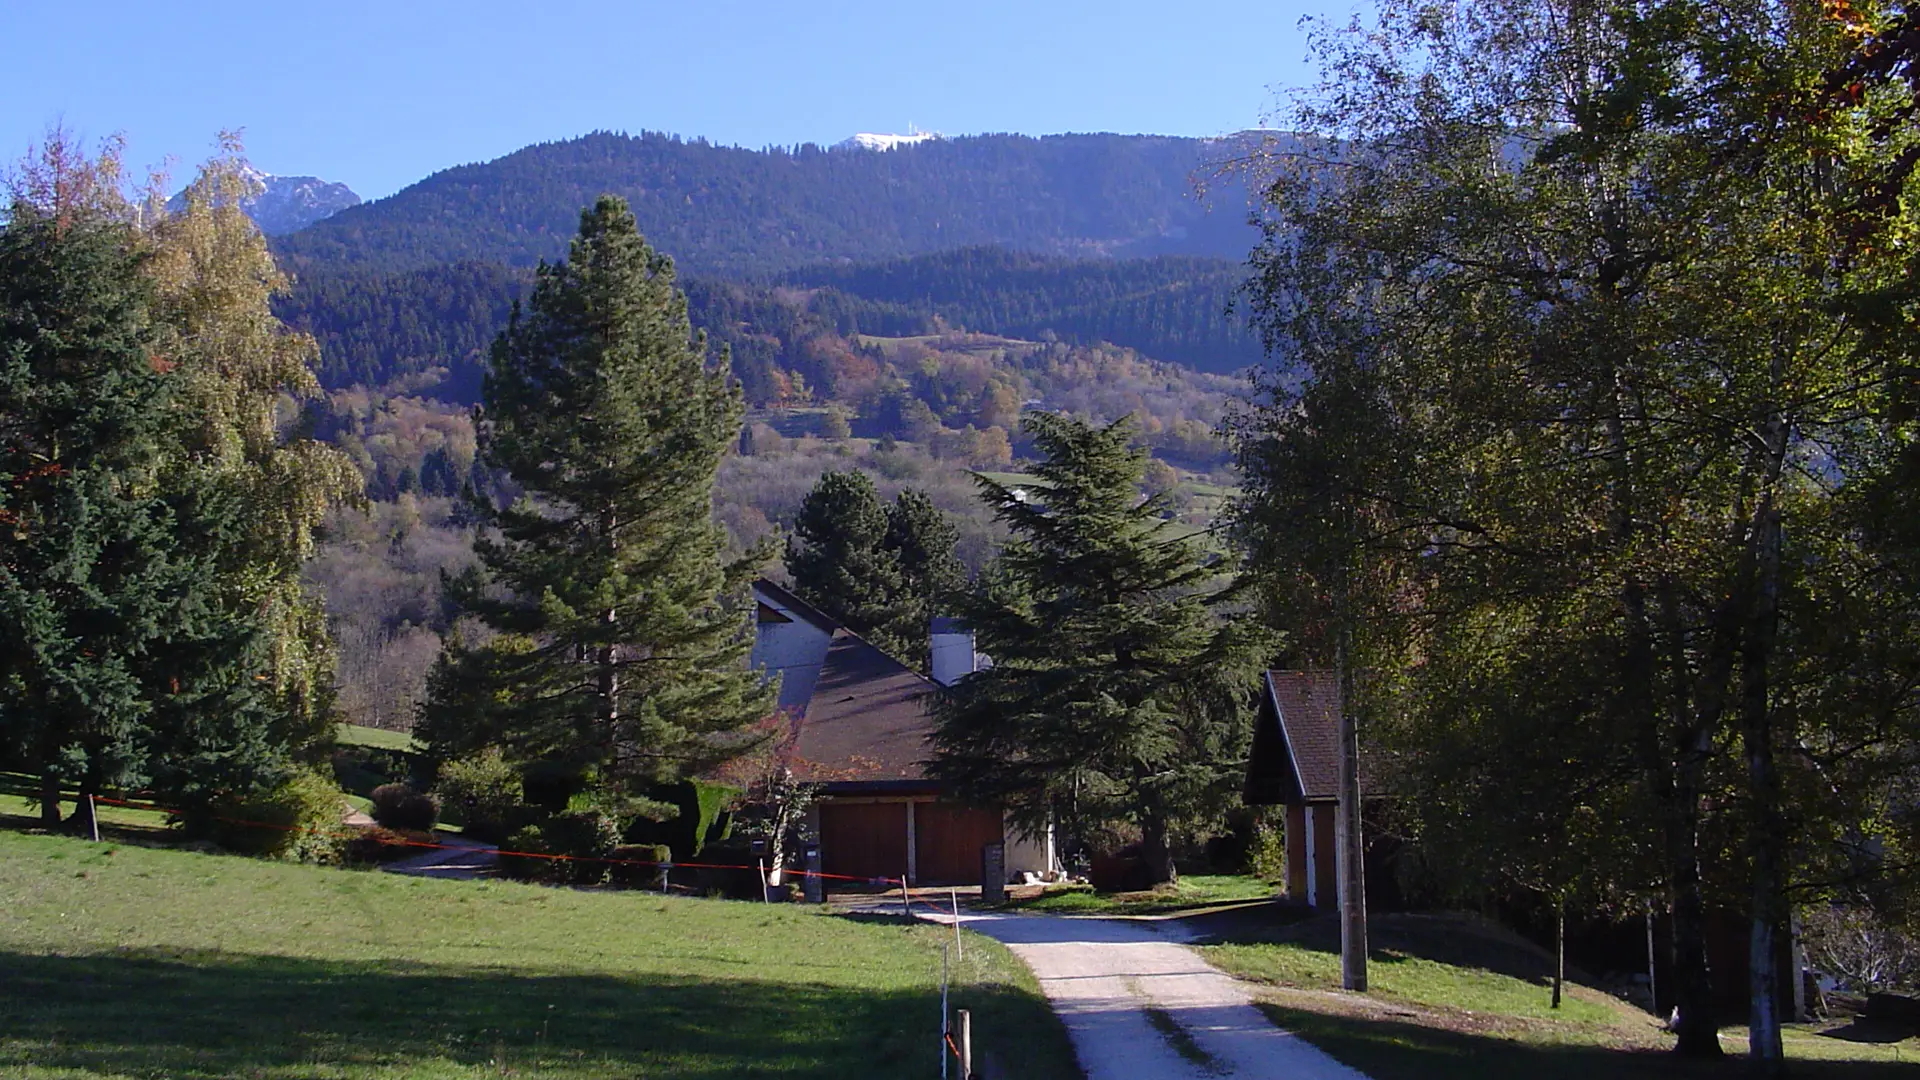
[914,904,1370,1080]
[380,833,499,879]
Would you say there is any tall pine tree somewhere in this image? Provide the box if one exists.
[423,196,769,794]
[929,412,1271,884]
[786,471,962,667]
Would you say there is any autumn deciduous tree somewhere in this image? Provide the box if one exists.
[1233,1,1920,1067]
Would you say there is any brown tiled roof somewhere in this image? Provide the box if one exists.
[1244,669,1348,805]
[1273,670,1342,800]
[788,629,939,784]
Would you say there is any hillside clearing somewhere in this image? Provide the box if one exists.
[0,831,1079,1079]
[1198,913,1918,1080]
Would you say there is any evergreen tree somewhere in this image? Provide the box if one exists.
[929,411,1271,885]
[885,487,964,642]
[422,195,769,795]
[0,178,280,829]
[787,470,905,646]
[786,471,962,667]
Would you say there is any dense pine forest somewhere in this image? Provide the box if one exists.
[270,131,1268,277]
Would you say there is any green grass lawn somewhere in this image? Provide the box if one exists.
[0,771,173,832]
[336,722,425,754]
[1199,912,1919,1080]
[1004,874,1277,916]
[0,830,1080,1079]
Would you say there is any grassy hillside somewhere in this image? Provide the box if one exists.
[0,831,1079,1079]
[1199,912,1918,1080]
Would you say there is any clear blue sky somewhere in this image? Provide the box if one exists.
[4,1,1336,200]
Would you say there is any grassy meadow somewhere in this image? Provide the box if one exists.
[1199,912,1919,1080]
[1003,873,1277,916]
[0,830,1079,1079]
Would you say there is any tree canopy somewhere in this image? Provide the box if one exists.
[931,411,1271,885]
[419,195,770,797]
[1231,0,1920,1066]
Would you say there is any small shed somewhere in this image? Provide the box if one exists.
[1243,669,1347,909]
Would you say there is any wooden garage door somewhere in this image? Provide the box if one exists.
[819,801,908,884]
[915,802,1004,884]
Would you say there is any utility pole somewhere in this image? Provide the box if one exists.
[1336,594,1368,992]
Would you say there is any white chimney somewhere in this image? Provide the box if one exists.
[930,617,990,687]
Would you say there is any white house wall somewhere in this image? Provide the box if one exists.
[750,585,834,712]
[1003,814,1060,881]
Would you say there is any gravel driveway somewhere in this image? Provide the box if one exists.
[920,905,1371,1080]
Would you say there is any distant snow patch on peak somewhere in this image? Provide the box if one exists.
[835,130,942,152]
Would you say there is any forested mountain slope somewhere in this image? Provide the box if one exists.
[271,131,1269,277]
[273,248,1262,401]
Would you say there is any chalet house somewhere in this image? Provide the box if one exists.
[750,579,1057,886]
[1243,669,1352,909]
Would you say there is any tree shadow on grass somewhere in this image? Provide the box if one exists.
[1818,1019,1918,1046]
[1203,910,1576,987]
[1256,1002,1918,1080]
[0,948,1073,1079]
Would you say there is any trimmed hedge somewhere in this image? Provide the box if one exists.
[608,843,672,888]
[369,784,439,831]
[625,779,739,861]
[500,810,622,885]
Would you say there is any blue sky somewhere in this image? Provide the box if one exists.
[4,1,1335,200]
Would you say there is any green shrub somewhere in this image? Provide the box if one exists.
[1248,819,1287,884]
[498,824,559,882]
[519,759,590,813]
[624,779,740,861]
[434,748,523,843]
[687,837,767,900]
[499,810,622,885]
[609,843,672,888]
[197,769,348,863]
[330,753,390,799]
[369,783,439,831]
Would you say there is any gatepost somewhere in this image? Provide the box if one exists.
[980,842,1005,905]
[803,843,823,903]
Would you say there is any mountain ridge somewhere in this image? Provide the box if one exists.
[271,129,1276,278]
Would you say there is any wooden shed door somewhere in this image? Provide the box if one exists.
[819,801,908,884]
[915,802,1004,884]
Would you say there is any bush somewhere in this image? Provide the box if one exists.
[344,825,435,865]
[519,759,590,813]
[369,783,439,831]
[686,837,768,900]
[499,824,560,883]
[196,769,348,863]
[1248,819,1287,884]
[624,779,739,861]
[499,810,623,885]
[609,843,672,888]
[434,748,523,843]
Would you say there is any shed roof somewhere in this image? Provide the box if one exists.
[1244,669,1345,805]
